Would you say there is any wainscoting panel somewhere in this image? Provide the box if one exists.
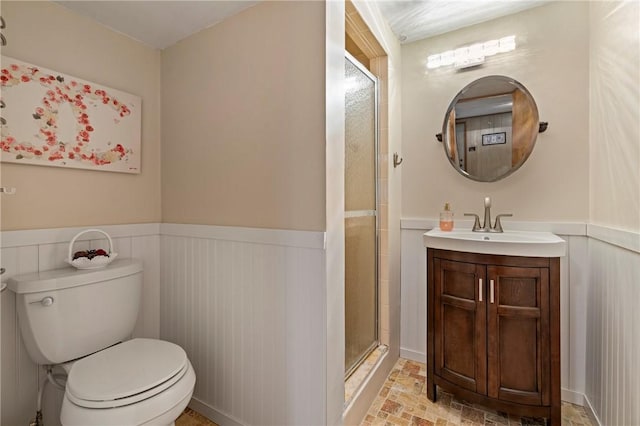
[399,228,427,362]
[586,237,640,426]
[1,245,39,426]
[0,224,161,426]
[160,225,327,426]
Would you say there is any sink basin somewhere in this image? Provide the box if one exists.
[423,229,567,257]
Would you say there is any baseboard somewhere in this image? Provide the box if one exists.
[188,397,245,426]
[561,388,585,406]
[400,348,426,364]
[583,393,603,426]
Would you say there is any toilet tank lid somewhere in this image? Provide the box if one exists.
[7,259,142,294]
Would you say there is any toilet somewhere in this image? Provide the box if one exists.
[7,259,195,426]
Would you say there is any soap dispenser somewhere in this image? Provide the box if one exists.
[440,203,454,231]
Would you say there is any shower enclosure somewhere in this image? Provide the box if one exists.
[344,53,379,377]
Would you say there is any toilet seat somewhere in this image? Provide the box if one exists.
[61,352,196,426]
[65,338,188,409]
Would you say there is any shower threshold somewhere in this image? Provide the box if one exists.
[344,344,388,405]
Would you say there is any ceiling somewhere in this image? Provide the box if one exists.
[54,1,259,49]
[376,0,549,44]
[54,0,549,50]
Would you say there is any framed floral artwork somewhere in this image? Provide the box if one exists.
[0,56,141,173]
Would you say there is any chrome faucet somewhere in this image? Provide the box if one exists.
[482,196,492,231]
[464,197,512,232]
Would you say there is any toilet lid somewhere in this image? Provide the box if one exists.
[66,338,187,404]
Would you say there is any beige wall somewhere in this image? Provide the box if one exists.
[0,1,161,231]
[589,1,640,232]
[401,2,589,222]
[161,1,326,231]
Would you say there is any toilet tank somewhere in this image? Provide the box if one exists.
[7,259,143,365]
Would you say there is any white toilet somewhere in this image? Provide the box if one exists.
[7,259,195,426]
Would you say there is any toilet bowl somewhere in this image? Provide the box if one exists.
[7,259,196,426]
[60,339,196,426]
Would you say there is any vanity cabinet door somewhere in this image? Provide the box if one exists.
[428,249,560,425]
[433,258,487,394]
[486,266,550,406]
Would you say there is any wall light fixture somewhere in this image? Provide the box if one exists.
[427,35,516,70]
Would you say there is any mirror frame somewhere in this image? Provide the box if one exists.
[441,75,541,182]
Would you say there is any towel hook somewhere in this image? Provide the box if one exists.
[393,152,403,168]
[1,267,6,293]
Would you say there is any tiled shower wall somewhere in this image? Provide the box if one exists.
[0,224,160,426]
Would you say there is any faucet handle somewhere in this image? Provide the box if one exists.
[492,214,513,233]
[464,213,481,231]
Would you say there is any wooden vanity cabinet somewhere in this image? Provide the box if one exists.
[427,249,560,425]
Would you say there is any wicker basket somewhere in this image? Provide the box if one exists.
[66,229,118,269]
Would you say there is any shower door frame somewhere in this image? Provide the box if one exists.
[344,51,380,379]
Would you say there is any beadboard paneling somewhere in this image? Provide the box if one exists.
[0,225,161,426]
[160,227,327,426]
[400,228,427,362]
[585,238,640,426]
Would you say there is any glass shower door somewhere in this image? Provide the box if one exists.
[344,53,378,377]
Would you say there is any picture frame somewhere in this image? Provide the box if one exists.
[481,132,507,146]
[0,56,142,173]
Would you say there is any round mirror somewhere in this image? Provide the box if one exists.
[441,75,540,182]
